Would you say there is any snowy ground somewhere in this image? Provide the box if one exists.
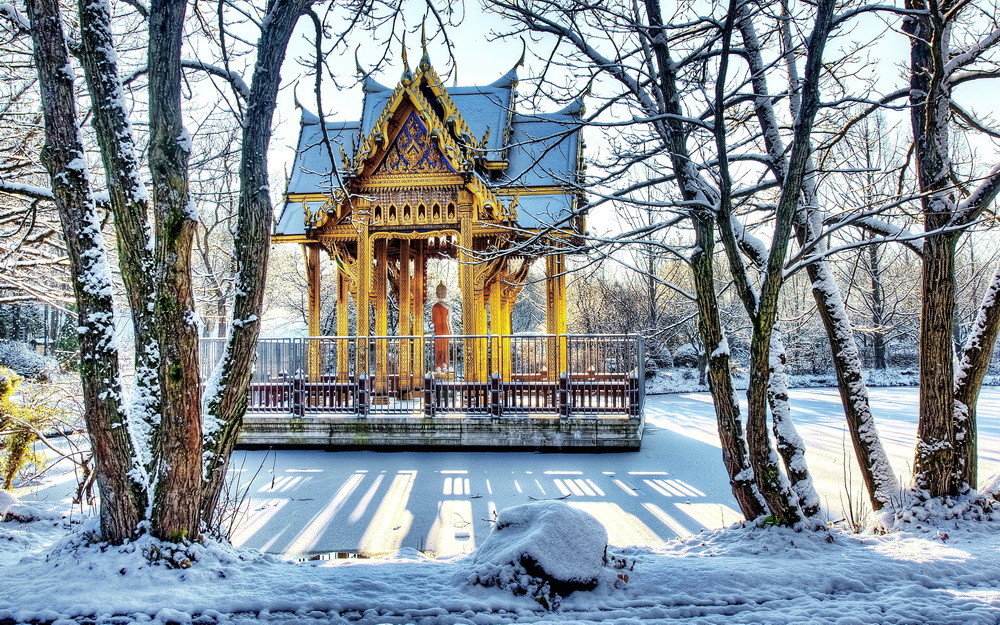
[2,388,999,624]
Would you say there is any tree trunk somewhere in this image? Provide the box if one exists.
[148,0,203,541]
[746,315,802,525]
[743,0,835,526]
[768,336,820,518]
[737,0,895,512]
[200,0,314,528]
[691,212,766,520]
[867,243,888,370]
[76,0,160,469]
[805,256,898,508]
[26,0,145,543]
[914,232,958,497]
[952,264,1000,491]
[905,4,961,498]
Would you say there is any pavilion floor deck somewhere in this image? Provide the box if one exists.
[201,334,645,450]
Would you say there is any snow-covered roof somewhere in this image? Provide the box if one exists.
[285,120,359,196]
[500,105,582,188]
[275,200,325,236]
[499,194,576,229]
[276,65,582,236]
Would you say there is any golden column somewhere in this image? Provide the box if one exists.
[545,253,568,380]
[488,266,512,380]
[458,197,487,382]
[354,218,371,376]
[374,237,389,396]
[412,240,427,386]
[304,242,322,380]
[336,269,350,379]
[398,239,413,394]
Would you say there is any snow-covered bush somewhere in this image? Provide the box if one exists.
[0,367,63,489]
[647,344,673,370]
[0,341,56,380]
[471,501,608,609]
[672,343,701,368]
[0,488,54,523]
[888,345,918,370]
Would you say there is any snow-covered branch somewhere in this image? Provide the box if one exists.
[0,3,29,34]
[944,26,1000,76]
[0,180,54,201]
[848,217,924,255]
[123,60,251,100]
[956,162,1000,224]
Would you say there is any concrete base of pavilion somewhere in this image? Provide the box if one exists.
[237,414,644,451]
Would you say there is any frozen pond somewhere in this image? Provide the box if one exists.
[222,387,1000,558]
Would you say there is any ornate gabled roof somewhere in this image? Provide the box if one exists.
[276,54,584,237]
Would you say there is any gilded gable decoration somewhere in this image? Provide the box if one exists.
[377,113,455,176]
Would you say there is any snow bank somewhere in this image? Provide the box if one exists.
[0,490,16,515]
[0,491,60,522]
[471,501,607,606]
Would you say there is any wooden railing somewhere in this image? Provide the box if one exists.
[200,334,644,419]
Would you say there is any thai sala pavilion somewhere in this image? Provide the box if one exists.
[207,48,645,449]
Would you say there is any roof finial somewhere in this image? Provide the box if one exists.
[354,45,365,77]
[516,36,527,68]
[401,33,413,83]
[419,20,431,70]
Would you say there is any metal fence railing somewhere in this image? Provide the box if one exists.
[200,334,644,419]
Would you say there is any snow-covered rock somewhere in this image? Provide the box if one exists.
[471,501,607,604]
[3,503,55,523]
[0,491,59,522]
[0,490,18,516]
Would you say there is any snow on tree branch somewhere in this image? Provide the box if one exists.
[944,26,1000,76]
[0,180,54,201]
[123,60,251,100]
[0,3,29,34]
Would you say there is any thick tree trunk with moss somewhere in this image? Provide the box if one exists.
[26,0,146,543]
[914,232,958,497]
[76,0,160,468]
[148,0,203,541]
[905,4,960,498]
[200,0,315,527]
[904,2,1000,499]
[691,212,766,520]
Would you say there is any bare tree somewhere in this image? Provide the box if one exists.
[901,0,1000,498]
[25,0,317,543]
[491,0,860,525]
[0,8,69,308]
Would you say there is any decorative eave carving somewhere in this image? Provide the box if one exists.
[465,174,510,222]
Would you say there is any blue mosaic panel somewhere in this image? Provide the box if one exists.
[380,113,456,175]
